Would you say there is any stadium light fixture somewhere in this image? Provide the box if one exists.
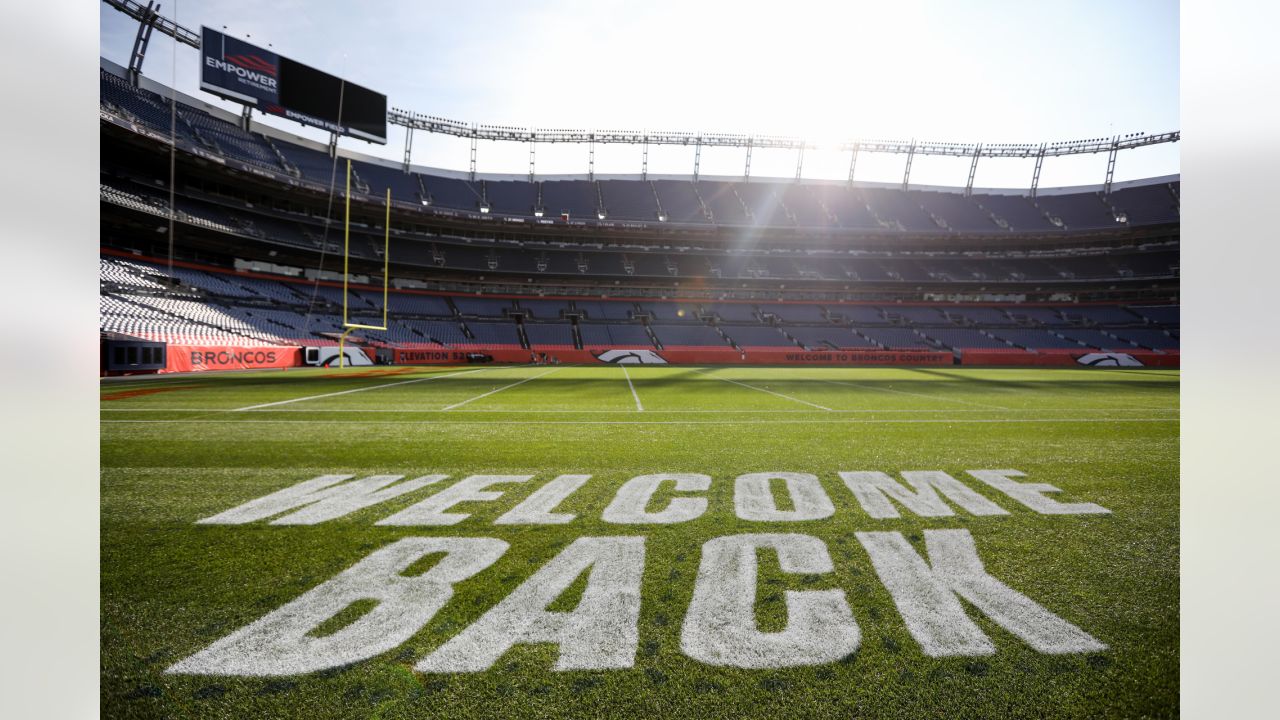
[534,208,544,218]
[598,212,607,220]
[479,203,491,214]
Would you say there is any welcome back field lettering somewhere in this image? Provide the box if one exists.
[171,469,1110,677]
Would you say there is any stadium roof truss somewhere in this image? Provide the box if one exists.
[106,0,1179,195]
[385,111,1178,196]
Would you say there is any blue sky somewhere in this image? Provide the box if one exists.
[100,0,1179,188]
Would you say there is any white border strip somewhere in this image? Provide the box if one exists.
[103,417,1178,426]
[442,368,560,411]
[100,407,1181,414]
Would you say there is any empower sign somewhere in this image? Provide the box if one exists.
[200,26,387,144]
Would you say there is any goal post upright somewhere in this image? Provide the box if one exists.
[338,160,391,368]
[343,158,351,330]
[381,187,390,330]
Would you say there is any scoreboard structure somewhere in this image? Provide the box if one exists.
[199,26,387,144]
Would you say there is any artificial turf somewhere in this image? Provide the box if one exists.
[101,365,1178,719]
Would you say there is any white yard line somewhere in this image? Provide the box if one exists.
[816,378,1009,410]
[622,365,643,412]
[103,417,1179,426]
[707,375,833,411]
[441,368,561,411]
[232,367,496,411]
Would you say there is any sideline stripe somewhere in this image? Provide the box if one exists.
[442,368,560,410]
[622,365,643,412]
[233,367,496,411]
[103,417,1178,426]
[708,374,832,411]
[816,378,1008,410]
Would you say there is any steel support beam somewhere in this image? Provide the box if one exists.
[469,134,477,182]
[1030,144,1046,197]
[901,140,916,191]
[693,137,702,183]
[327,132,338,159]
[847,143,859,185]
[402,128,414,172]
[588,134,595,182]
[744,138,753,181]
[1103,136,1120,195]
[965,144,981,196]
[641,137,649,180]
[794,145,805,181]
[385,108,1178,159]
[528,141,536,183]
[104,0,199,48]
[126,1,159,85]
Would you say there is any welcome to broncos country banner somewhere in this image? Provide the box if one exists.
[393,348,956,366]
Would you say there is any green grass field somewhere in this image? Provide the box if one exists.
[101,365,1179,719]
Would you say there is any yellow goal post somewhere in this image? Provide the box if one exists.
[338,158,391,368]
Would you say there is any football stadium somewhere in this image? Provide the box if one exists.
[98,2,1182,718]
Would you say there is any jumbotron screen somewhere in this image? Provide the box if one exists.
[199,26,386,144]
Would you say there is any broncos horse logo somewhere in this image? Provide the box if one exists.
[1075,352,1144,368]
[592,349,668,365]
